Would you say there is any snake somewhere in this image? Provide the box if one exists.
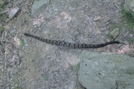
[24,33,121,48]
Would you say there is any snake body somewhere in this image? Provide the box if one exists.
[24,33,120,48]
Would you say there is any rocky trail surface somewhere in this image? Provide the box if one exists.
[0,0,134,89]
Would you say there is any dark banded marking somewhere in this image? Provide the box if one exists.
[24,33,121,48]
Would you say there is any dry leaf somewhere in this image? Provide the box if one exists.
[14,36,20,45]
[32,14,45,26]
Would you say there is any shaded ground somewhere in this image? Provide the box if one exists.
[0,0,134,89]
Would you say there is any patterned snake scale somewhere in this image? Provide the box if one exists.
[24,33,121,48]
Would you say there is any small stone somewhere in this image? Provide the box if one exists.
[1,14,8,23]
[31,0,50,17]
[10,29,16,34]
[69,6,76,12]
[93,16,101,21]
[9,7,20,19]
[65,38,74,43]
[110,28,120,38]
[103,16,110,23]
[73,30,79,36]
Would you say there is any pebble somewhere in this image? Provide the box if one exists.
[110,28,120,38]
[65,37,74,43]
[9,7,20,19]
[73,30,79,36]
[10,29,16,34]
[68,6,76,12]
[31,0,50,17]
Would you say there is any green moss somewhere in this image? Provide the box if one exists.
[14,81,19,89]
[20,39,24,45]
[72,63,80,73]
[110,25,119,30]
[12,74,23,89]
[0,26,4,35]
[42,75,48,81]
[1,14,8,22]
[0,8,2,15]
[106,34,113,40]
[0,0,4,8]
[0,26,4,31]
[121,9,134,29]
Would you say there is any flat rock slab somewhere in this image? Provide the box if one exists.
[31,0,50,17]
[78,51,134,89]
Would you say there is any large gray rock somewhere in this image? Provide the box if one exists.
[78,51,134,89]
[31,0,50,17]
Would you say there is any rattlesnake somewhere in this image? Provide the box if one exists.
[24,33,121,48]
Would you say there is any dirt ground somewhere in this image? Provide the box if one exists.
[0,0,134,89]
